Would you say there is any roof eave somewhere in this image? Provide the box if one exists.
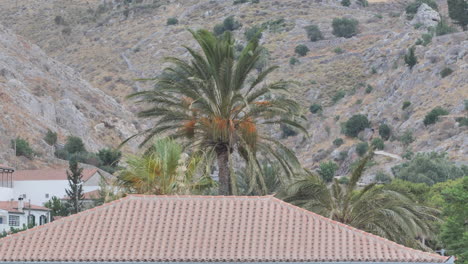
[0,261,451,264]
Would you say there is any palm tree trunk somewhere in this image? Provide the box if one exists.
[216,145,232,195]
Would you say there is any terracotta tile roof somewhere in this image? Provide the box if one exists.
[0,195,449,263]
[0,164,14,171]
[0,201,50,213]
[13,168,98,182]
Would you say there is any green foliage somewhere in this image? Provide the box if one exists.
[295,44,309,56]
[337,176,349,184]
[402,101,411,110]
[318,161,339,182]
[392,152,467,185]
[378,123,391,140]
[333,47,344,54]
[341,0,351,6]
[355,99,363,105]
[399,130,415,146]
[54,15,66,25]
[371,138,385,150]
[375,171,392,183]
[44,130,58,146]
[423,106,449,126]
[332,90,346,104]
[365,85,373,94]
[98,148,122,168]
[357,0,369,7]
[244,25,263,41]
[281,124,298,138]
[404,46,417,69]
[213,16,242,35]
[233,0,248,4]
[166,17,178,25]
[305,25,324,42]
[70,152,102,167]
[435,19,457,36]
[440,176,468,263]
[333,138,344,147]
[64,136,86,154]
[11,137,35,159]
[344,114,371,137]
[309,103,322,114]
[402,149,414,160]
[289,56,299,66]
[66,159,85,214]
[261,18,290,33]
[421,33,433,46]
[332,17,359,38]
[44,196,69,218]
[356,142,369,157]
[440,67,454,78]
[406,0,438,18]
[447,0,468,31]
[456,117,468,126]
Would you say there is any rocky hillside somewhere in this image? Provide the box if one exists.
[0,0,466,176]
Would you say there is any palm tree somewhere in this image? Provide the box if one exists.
[118,138,214,195]
[280,155,440,249]
[126,29,305,195]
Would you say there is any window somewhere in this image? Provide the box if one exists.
[39,215,48,225]
[8,215,20,226]
[0,217,3,224]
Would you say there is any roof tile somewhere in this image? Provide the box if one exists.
[13,168,98,181]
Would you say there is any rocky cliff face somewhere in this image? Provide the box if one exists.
[0,0,466,175]
[0,25,137,169]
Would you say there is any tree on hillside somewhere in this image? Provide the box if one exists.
[65,159,84,214]
[281,154,440,249]
[125,29,306,195]
[64,136,86,154]
[44,196,69,219]
[447,0,468,31]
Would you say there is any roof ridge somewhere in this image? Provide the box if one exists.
[269,196,448,261]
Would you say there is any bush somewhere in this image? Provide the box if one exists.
[341,0,351,6]
[44,130,58,146]
[378,124,391,140]
[97,148,122,168]
[355,142,369,157]
[318,161,339,182]
[338,177,349,184]
[371,138,385,150]
[333,47,344,54]
[332,18,359,38]
[344,114,371,137]
[375,171,392,184]
[54,16,66,25]
[309,103,322,114]
[64,136,86,154]
[435,19,456,36]
[289,57,299,66]
[11,137,35,159]
[281,124,298,138]
[244,25,263,41]
[233,0,248,4]
[421,33,433,46]
[392,152,466,185]
[406,0,438,18]
[440,67,454,78]
[333,138,344,147]
[213,16,242,35]
[213,24,226,35]
[70,152,102,167]
[399,130,414,146]
[404,46,417,69]
[456,117,468,126]
[295,45,309,56]
[365,85,373,94]
[423,106,449,126]
[447,0,468,31]
[166,17,178,25]
[338,151,348,161]
[332,90,346,104]
[357,0,369,7]
[402,101,411,110]
[304,25,324,42]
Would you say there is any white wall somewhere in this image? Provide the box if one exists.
[13,180,99,206]
[0,209,51,233]
[0,187,14,201]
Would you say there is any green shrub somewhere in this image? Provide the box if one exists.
[166,17,178,25]
[365,85,373,94]
[421,33,433,46]
[11,137,35,159]
[402,101,411,110]
[233,0,248,4]
[305,25,324,42]
[404,46,417,69]
[423,106,449,126]
[406,0,438,18]
[309,103,322,114]
[213,16,242,35]
[97,148,122,168]
[295,44,310,56]
[70,152,102,167]
[341,0,351,6]
[447,0,468,31]
[289,57,299,66]
[44,130,58,146]
[244,25,263,41]
[54,148,70,160]
[281,124,298,138]
[61,27,72,35]
[378,124,391,140]
[213,24,225,35]
[333,138,344,147]
[338,151,348,161]
[392,152,466,185]
[54,15,66,25]
[338,176,349,184]
[400,130,414,146]
[440,67,454,78]
[465,100,468,111]
[375,171,392,183]
[356,142,369,157]
[333,47,344,54]
[435,19,456,36]
[371,138,385,150]
[332,17,359,38]
[357,0,369,7]
[455,117,468,126]
[402,149,414,160]
[64,136,86,154]
[344,114,371,137]
[318,161,339,182]
[415,38,423,45]
[355,99,363,105]
[332,90,346,104]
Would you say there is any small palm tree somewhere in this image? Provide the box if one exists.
[126,29,305,195]
[118,138,214,195]
[280,154,440,249]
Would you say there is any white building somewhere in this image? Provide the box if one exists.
[0,199,51,233]
[12,168,103,206]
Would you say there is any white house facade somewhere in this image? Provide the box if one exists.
[0,199,51,233]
